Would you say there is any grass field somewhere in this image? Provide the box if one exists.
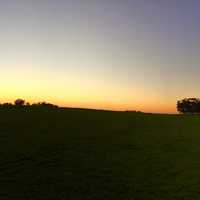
[0,107,200,199]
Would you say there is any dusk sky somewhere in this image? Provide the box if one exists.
[1,0,200,113]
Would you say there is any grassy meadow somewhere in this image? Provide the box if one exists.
[0,107,200,199]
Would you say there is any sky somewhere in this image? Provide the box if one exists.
[0,0,200,113]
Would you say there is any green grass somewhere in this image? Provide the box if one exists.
[0,107,200,199]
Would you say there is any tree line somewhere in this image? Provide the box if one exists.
[1,98,200,113]
[177,98,200,114]
[0,99,59,109]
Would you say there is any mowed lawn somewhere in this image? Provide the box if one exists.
[0,108,200,200]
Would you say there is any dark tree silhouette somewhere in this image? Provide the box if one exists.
[177,98,200,114]
[1,103,13,108]
[26,102,30,106]
[14,99,26,106]
[33,102,58,108]
[0,99,59,109]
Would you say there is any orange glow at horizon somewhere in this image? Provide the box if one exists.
[0,69,179,114]
[0,93,178,114]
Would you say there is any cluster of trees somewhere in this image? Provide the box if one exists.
[177,98,200,113]
[3,98,200,113]
[0,99,59,109]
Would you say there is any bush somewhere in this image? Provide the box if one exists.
[177,98,200,114]
[14,99,25,106]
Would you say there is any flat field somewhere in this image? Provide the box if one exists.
[0,108,200,199]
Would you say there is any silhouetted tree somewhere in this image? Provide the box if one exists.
[0,99,59,109]
[2,103,13,108]
[35,102,58,108]
[177,98,200,114]
[14,99,25,106]
[30,102,58,109]
[25,102,30,106]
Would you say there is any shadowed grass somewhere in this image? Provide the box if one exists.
[0,108,200,199]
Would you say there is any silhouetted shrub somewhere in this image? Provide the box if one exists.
[0,99,59,109]
[26,102,30,106]
[15,99,25,106]
[31,102,58,109]
[177,98,200,114]
[2,103,13,108]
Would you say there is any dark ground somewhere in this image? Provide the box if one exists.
[0,107,200,199]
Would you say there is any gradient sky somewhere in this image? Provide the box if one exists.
[1,0,200,113]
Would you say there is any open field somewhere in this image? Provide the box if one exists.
[0,108,200,199]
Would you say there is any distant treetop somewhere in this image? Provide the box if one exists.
[0,99,59,109]
[177,98,200,114]
[15,99,25,106]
